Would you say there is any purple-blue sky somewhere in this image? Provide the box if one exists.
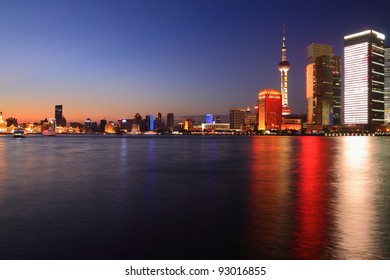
[1,0,389,122]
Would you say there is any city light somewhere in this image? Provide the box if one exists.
[344,42,369,124]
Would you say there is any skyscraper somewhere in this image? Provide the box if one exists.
[258,89,282,131]
[85,118,92,133]
[385,47,390,124]
[306,44,341,126]
[155,112,162,132]
[55,104,66,127]
[278,24,291,116]
[55,105,62,126]
[344,30,386,130]
[166,113,174,132]
[145,114,155,131]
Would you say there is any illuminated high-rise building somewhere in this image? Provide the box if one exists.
[258,89,282,130]
[145,114,155,131]
[0,112,6,133]
[85,118,92,133]
[278,24,291,115]
[306,44,341,126]
[385,47,390,124]
[344,30,385,130]
[205,114,214,124]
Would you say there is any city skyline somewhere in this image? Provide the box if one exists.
[1,0,389,123]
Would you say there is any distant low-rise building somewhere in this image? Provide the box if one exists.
[229,108,246,130]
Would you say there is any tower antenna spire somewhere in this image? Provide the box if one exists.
[278,22,291,115]
[282,22,287,61]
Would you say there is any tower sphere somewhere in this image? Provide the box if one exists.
[278,60,290,71]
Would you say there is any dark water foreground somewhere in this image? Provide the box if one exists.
[0,135,389,259]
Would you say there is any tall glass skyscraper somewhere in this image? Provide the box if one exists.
[306,44,341,126]
[344,30,385,131]
[385,47,390,124]
[257,89,282,130]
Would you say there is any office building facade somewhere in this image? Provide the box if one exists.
[344,30,386,130]
[229,108,246,130]
[258,89,282,131]
[385,47,390,124]
[306,44,341,126]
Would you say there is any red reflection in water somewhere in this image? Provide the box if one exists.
[292,137,333,259]
[246,137,291,258]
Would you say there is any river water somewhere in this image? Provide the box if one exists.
[0,135,389,259]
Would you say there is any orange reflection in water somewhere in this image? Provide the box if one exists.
[292,137,334,259]
[246,137,292,258]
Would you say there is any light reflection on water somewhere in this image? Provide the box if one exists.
[0,135,389,259]
[334,137,380,259]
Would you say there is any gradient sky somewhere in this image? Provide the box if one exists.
[1,0,389,123]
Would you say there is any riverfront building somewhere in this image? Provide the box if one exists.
[55,105,66,127]
[344,30,386,131]
[205,114,214,124]
[229,108,246,130]
[0,112,7,133]
[166,113,174,132]
[385,47,390,124]
[258,89,282,131]
[306,44,341,126]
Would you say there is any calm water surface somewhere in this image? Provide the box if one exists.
[0,135,389,259]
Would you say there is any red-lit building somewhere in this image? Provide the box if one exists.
[258,89,282,130]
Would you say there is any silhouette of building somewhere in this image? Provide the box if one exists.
[155,112,162,132]
[133,113,143,132]
[99,119,107,132]
[166,113,174,132]
[118,119,133,133]
[55,105,66,127]
[85,118,92,133]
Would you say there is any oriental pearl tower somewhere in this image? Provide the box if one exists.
[278,24,291,115]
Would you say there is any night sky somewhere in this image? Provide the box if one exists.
[1,0,389,122]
